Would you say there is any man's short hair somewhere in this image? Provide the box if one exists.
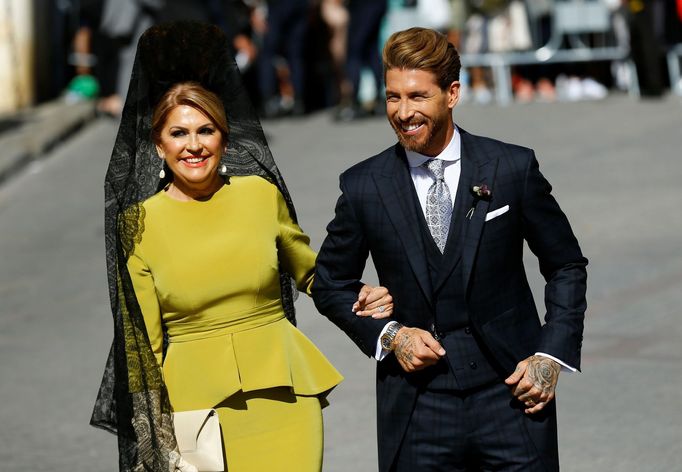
[382,27,461,90]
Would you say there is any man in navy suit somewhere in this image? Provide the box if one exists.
[312,27,588,471]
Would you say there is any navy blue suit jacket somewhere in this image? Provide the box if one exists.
[312,128,588,470]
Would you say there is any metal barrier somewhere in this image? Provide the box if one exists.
[460,0,640,104]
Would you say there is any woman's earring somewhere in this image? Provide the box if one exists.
[157,149,165,179]
[219,164,227,175]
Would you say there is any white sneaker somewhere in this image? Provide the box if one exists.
[581,78,608,100]
[565,77,583,101]
[556,75,586,102]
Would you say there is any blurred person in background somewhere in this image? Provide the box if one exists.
[320,0,351,107]
[313,27,587,472]
[460,0,617,103]
[214,0,263,105]
[97,0,164,117]
[91,21,393,472]
[549,0,622,103]
[446,0,468,47]
[335,0,388,121]
[384,0,454,35]
[155,0,263,104]
[509,0,556,103]
[461,0,533,104]
[257,0,311,118]
[665,0,682,47]
[63,4,100,104]
[94,0,265,116]
[165,0,265,106]
[444,0,470,99]
[32,0,104,105]
[156,0,216,21]
[626,0,680,96]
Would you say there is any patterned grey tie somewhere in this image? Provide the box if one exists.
[423,159,452,253]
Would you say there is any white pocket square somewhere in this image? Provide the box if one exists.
[485,205,509,222]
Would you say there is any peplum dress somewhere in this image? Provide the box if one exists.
[126,175,343,471]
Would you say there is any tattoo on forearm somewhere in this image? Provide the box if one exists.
[527,356,560,395]
[395,333,414,364]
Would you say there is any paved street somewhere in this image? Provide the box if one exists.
[1,95,681,471]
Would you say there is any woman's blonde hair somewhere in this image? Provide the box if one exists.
[151,81,229,145]
[382,27,461,90]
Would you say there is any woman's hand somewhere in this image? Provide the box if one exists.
[352,285,393,319]
[175,454,198,472]
[167,449,198,472]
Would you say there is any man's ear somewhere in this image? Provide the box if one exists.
[447,80,461,109]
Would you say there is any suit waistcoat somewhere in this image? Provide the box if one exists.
[413,184,499,390]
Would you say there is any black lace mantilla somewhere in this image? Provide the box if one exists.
[91,21,299,471]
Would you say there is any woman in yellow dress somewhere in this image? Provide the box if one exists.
[91,22,392,472]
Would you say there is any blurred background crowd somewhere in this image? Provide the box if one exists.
[1,0,681,122]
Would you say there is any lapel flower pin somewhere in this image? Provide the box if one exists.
[467,184,492,219]
[471,184,492,200]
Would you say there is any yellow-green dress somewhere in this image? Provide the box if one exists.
[126,176,343,471]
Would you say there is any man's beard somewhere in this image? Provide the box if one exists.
[390,114,446,155]
[392,122,433,154]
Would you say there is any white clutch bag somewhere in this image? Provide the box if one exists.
[173,408,224,472]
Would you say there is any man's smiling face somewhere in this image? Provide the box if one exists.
[385,68,459,157]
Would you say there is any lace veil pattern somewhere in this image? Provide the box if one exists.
[90,21,299,471]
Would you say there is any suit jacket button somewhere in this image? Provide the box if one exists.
[469,361,478,369]
[464,326,471,334]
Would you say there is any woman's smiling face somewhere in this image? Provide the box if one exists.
[155,104,224,197]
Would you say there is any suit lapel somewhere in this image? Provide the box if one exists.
[459,130,499,294]
[373,145,434,308]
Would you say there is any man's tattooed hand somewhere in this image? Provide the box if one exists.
[526,355,560,396]
[504,355,561,414]
[390,327,445,373]
[394,332,415,365]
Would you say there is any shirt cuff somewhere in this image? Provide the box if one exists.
[374,322,397,361]
[535,352,577,373]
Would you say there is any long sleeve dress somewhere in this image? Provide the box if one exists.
[126,175,343,471]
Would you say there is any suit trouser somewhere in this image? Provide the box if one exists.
[393,381,559,472]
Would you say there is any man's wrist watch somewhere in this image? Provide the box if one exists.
[380,321,404,351]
